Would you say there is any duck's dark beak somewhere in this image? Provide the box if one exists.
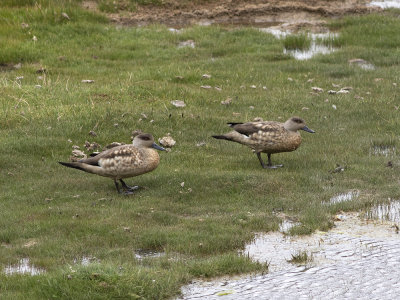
[301,126,315,133]
[152,142,166,151]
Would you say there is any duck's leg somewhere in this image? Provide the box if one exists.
[256,152,267,169]
[114,179,137,195]
[267,153,283,169]
[120,179,139,192]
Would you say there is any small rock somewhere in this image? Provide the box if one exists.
[14,63,22,69]
[35,85,42,88]
[387,161,393,168]
[131,129,143,140]
[312,87,324,93]
[141,113,148,119]
[337,89,349,94]
[180,182,185,187]
[328,90,337,94]
[159,134,176,148]
[61,12,70,20]
[89,131,97,137]
[374,78,383,82]
[221,97,232,105]
[332,104,337,110]
[21,23,29,29]
[178,40,195,48]
[262,86,267,90]
[287,77,293,81]
[249,106,254,110]
[307,79,314,83]
[253,117,263,122]
[36,67,46,74]
[200,85,212,89]
[84,141,100,151]
[302,107,309,110]
[202,74,211,79]
[82,80,94,83]
[196,141,206,147]
[214,86,222,91]
[72,145,80,150]
[16,76,24,80]
[171,100,186,107]
[32,36,37,42]
[250,85,256,89]
[71,149,87,161]
[354,95,364,100]
[330,164,346,173]
[175,76,184,80]
[341,86,353,91]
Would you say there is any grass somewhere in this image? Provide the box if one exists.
[287,251,313,265]
[1,0,400,298]
[283,33,312,50]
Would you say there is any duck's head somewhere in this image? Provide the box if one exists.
[133,133,166,151]
[284,117,315,133]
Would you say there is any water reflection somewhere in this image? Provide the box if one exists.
[328,190,360,204]
[260,29,337,60]
[4,258,44,276]
[367,200,400,223]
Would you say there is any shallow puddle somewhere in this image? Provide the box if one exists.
[370,145,396,157]
[369,0,400,9]
[4,258,44,276]
[134,249,165,260]
[328,190,360,205]
[278,219,301,234]
[260,29,337,60]
[179,212,400,299]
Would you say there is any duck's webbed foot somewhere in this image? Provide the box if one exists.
[120,179,139,192]
[114,179,139,195]
[267,153,283,169]
[256,153,284,169]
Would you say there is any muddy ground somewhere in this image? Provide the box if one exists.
[83,0,380,31]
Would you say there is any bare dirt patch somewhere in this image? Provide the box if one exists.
[83,0,380,31]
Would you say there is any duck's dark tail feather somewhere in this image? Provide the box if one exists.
[212,135,231,141]
[59,161,85,172]
[227,122,243,127]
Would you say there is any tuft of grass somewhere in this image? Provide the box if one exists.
[287,251,313,265]
[283,33,312,50]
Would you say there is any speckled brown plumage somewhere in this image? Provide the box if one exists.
[213,117,315,168]
[59,133,165,194]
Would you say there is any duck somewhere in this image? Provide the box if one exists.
[212,117,315,169]
[59,133,165,194]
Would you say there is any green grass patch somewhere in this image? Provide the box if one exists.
[283,33,312,50]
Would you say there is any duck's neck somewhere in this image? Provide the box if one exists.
[283,120,297,132]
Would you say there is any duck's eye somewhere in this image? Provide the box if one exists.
[140,136,151,141]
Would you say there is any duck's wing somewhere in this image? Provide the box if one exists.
[80,145,138,166]
[230,121,281,136]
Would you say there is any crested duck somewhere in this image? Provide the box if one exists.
[59,133,165,194]
[212,117,315,168]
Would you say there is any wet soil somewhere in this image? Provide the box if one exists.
[83,0,380,31]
